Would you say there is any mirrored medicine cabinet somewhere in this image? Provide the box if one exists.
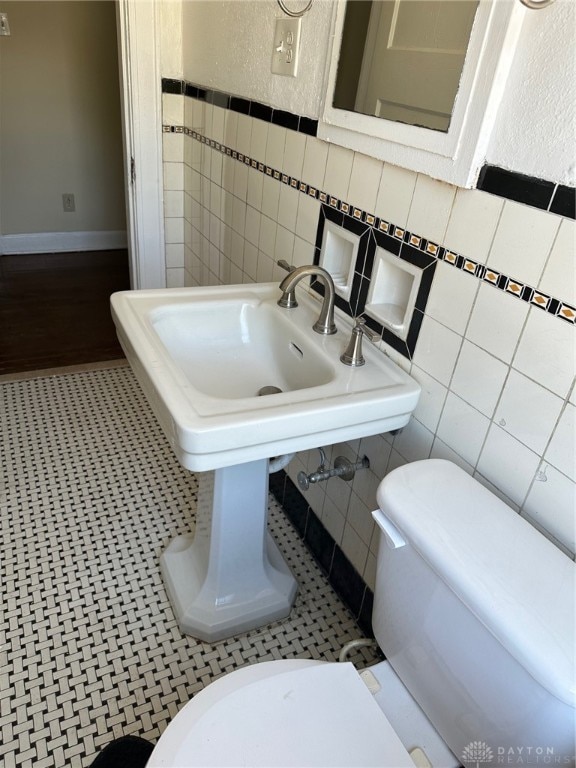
[318,0,527,188]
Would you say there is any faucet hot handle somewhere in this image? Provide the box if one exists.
[276,259,299,308]
[277,259,296,273]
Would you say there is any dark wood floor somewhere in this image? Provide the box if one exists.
[0,250,131,375]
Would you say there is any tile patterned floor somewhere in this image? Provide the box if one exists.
[0,365,378,767]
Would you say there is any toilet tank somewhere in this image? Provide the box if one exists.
[373,459,575,766]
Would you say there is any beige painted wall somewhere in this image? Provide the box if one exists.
[0,1,126,235]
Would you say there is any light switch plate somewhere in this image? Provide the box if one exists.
[271,17,301,77]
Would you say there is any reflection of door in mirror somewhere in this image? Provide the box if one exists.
[333,0,478,133]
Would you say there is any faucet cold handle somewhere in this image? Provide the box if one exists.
[340,317,380,367]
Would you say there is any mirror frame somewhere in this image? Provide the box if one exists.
[318,0,527,188]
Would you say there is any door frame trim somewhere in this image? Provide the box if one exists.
[117,0,166,290]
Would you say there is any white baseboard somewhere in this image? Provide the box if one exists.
[0,230,127,255]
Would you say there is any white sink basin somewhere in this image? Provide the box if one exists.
[111,282,420,472]
[151,298,333,399]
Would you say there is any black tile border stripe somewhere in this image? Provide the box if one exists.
[163,122,576,329]
[550,184,576,219]
[478,165,575,220]
[162,77,184,95]
[162,78,575,221]
[163,78,317,138]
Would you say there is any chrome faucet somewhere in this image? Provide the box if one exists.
[277,264,337,335]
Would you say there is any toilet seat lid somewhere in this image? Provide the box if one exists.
[148,660,414,767]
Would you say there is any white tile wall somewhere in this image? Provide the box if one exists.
[477,425,541,504]
[545,403,576,482]
[524,463,576,554]
[444,188,503,263]
[406,174,457,245]
[283,130,306,180]
[162,119,186,287]
[487,200,561,287]
[411,315,462,387]
[250,119,269,165]
[295,193,321,245]
[347,153,382,214]
[265,124,286,170]
[513,307,575,399]
[375,163,417,228]
[430,437,475,475]
[436,392,490,466]
[302,137,327,191]
[324,144,354,202]
[424,260,479,335]
[164,94,576,576]
[466,282,529,364]
[162,93,184,125]
[494,370,564,454]
[539,219,576,307]
[450,340,508,418]
[410,365,448,432]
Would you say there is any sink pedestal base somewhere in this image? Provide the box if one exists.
[160,459,298,642]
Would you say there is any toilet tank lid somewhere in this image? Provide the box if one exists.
[376,460,575,707]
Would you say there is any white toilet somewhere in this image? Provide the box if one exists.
[147,460,576,767]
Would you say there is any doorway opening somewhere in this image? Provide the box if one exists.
[0,0,164,375]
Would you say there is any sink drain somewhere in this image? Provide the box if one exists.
[258,385,283,396]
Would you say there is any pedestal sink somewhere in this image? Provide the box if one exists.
[111,283,420,642]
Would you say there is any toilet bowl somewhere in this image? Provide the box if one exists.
[148,460,576,767]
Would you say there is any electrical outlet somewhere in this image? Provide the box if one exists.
[62,193,75,213]
[271,17,301,77]
[0,13,10,36]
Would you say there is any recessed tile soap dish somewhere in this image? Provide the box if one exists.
[319,220,359,300]
[365,248,422,341]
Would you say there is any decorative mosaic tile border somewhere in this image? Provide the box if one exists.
[164,122,576,328]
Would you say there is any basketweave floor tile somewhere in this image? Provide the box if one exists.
[1,367,379,768]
